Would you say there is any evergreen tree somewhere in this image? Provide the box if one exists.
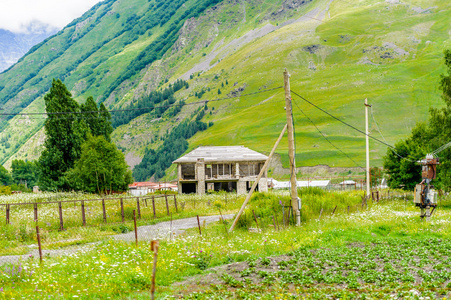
[38,79,86,190]
[99,103,113,142]
[80,96,101,136]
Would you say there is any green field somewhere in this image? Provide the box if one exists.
[1,189,451,299]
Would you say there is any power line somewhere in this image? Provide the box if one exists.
[292,98,366,171]
[290,90,423,163]
[0,86,283,117]
[290,90,398,151]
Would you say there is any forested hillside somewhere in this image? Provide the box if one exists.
[1,0,450,181]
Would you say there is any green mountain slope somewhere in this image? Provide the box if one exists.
[1,0,450,178]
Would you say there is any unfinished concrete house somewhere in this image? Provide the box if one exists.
[173,146,269,195]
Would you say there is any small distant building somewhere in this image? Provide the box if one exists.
[270,179,330,190]
[128,182,178,196]
[173,146,269,195]
[155,182,178,192]
[339,180,357,189]
[128,182,159,196]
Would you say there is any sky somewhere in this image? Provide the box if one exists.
[0,0,102,33]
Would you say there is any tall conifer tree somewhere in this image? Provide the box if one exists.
[38,79,86,190]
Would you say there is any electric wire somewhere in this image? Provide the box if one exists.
[369,106,417,162]
[370,106,389,145]
[1,95,285,121]
[292,98,366,171]
[0,86,283,117]
[290,89,422,162]
[290,90,397,150]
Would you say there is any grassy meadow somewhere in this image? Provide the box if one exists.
[1,189,451,299]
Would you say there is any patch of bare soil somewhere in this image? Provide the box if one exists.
[172,254,292,297]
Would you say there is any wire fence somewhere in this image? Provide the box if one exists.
[0,195,180,265]
[0,189,412,266]
[0,192,242,266]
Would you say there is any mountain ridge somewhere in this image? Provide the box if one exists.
[0,0,449,180]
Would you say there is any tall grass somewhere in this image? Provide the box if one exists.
[237,188,366,229]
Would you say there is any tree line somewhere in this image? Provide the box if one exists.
[112,79,188,128]
[133,105,210,181]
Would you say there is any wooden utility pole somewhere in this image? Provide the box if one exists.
[365,98,371,198]
[229,124,288,232]
[284,69,300,226]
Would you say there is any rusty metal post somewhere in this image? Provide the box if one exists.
[58,202,64,231]
[144,198,148,207]
[34,203,38,222]
[174,195,178,213]
[136,198,141,220]
[120,198,124,223]
[133,210,138,246]
[81,200,86,226]
[6,204,10,225]
[102,199,107,223]
[332,205,337,215]
[152,196,156,218]
[36,225,43,263]
[165,194,169,215]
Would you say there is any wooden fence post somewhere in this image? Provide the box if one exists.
[196,215,202,235]
[6,204,10,225]
[174,195,178,213]
[34,203,38,222]
[81,200,86,226]
[332,205,337,215]
[252,210,259,230]
[165,195,169,216]
[150,240,159,300]
[152,196,156,218]
[136,197,141,220]
[36,225,43,263]
[133,210,138,246]
[120,198,125,223]
[58,202,64,231]
[102,199,107,223]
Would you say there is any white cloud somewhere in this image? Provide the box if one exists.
[0,0,102,33]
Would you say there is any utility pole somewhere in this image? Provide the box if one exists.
[365,98,371,198]
[284,69,300,226]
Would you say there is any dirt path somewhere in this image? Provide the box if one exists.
[0,214,234,266]
[113,214,234,242]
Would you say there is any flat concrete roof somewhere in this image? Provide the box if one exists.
[173,146,268,163]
